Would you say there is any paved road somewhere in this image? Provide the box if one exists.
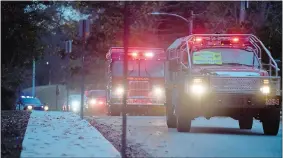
[89,116,282,157]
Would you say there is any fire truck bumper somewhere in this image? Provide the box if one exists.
[183,93,281,118]
[188,93,281,108]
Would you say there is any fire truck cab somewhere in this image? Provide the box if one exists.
[165,34,281,135]
[106,47,166,116]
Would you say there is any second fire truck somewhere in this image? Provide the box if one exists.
[106,47,166,116]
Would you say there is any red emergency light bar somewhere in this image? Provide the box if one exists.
[132,52,138,57]
[232,37,239,42]
[107,47,165,60]
[144,52,154,57]
[190,36,249,48]
[129,51,154,58]
[193,37,241,43]
[195,37,203,42]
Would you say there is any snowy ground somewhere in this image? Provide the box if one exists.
[21,111,120,158]
[88,116,282,158]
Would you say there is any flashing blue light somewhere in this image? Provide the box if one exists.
[21,96,34,98]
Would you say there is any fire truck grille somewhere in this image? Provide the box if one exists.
[210,77,261,93]
[128,81,150,97]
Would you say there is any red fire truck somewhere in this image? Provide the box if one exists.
[106,47,166,116]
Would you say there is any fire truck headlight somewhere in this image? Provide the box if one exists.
[191,84,206,95]
[260,86,270,94]
[115,87,124,95]
[90,99,97,105]
[153,87,163,96]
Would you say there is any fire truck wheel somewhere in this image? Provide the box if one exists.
[176,92,192,132]
[261,108,280,135]
[238,117,253,129]
[176,116,191,132]
[166,104,176,128]
[166,90,176,128]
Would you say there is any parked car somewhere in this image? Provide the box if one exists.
[16,96,49,111]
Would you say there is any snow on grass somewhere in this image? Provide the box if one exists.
[21,111,120,158]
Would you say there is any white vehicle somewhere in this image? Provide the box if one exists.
[63,94,87,113]
[165,34,281,135]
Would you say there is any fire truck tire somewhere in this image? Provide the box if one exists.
[176,116,191,132]
[166,90,176,128]
[166,105,176,128]
[238,117,253,129]
[176,91,192,132]
[261,109,280,135]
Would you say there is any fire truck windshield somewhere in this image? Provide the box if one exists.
[140,60,164,77]
[191,48,260,68]
[111,60,164,77]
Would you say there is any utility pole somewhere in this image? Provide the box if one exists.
[79,19,90,119]
[189,10,194,35]
[122,2,129,158]
[65,40,72,111]
[49,68,51,85]
[32,58,36,97]
[239,1,248,24]
[56,85,59,110]
[46,61,51,85]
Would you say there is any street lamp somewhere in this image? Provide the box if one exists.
[32,58,35,97]
[46,61,51,85]
[149,11,194,35]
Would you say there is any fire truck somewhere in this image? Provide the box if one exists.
[106,47,166,116]
[165,34,281,135]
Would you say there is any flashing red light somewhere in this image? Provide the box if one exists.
[145,52,154,57]
[132,52,138,57]
[232,37,239,42]
[195,37,202,42]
